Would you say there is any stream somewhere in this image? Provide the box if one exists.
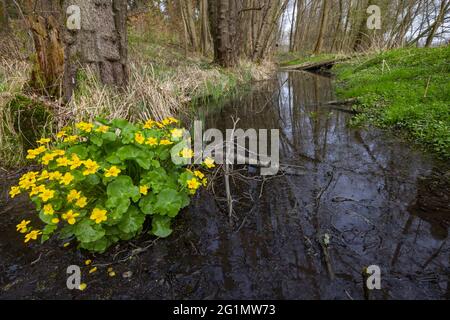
[0,71,449,299]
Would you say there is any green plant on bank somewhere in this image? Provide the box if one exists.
[9,117,216,253]
[334,46,450,158]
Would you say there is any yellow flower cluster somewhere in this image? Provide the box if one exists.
[76,122,94,133]
[26,146,46,160]
[186,170,208,194]
[143,117,178,130]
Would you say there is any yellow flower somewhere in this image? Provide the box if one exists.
[41,153,56,165]
[9,186,21,198]
[18,172,37,190]
[53,149,66,156]
[75,197,88,208]
[90,208,107,224]
[171,129,184,140]
[64,135,79,143]
[168,117,179,124]
[89,267,98,274]
[95,125,110,133]
[26,149,39,160]
[39,189,55,202]
[43,204,55,216]
[26,146,47,159]
[38,170,50,181]
[145,137,158,146]
[60,172,74,186]
[204,157,216,169]
[63,242,70,248]
[16,220,30,233]
[62,210,79,225]
[83,159,99,176]
[161,118,171,126]
[78,283,87,291]
[155,122,165,128]
[135,132,145,144]
[140,185,149,196]
[56,157,71,167]
[24,230,42,243]
[105,166,121,178]
[48,171,63,181]
[19,179,35,191]
[85,259,92,266]
[20,172,38,181]
[67,190,81,203]
[29,185,46,197]
[194,170,205,179]
[160,139,173,146]
[56,131,67,138]
[70,154,83,169]
[180,148,194,158]
[109,271,116,277]
[202,178,208,187]
[76,122,94,133]
[51,218,60,224]
[187,178,201,190]
[143,119,155,129]
[37,138,51,145]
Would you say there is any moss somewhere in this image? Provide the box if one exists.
[1,94,53,167]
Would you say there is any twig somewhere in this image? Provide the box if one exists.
[424,76,432,98]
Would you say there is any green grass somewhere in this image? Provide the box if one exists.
[334,47,450,159]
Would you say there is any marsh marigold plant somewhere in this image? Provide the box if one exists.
[10,118,215,252]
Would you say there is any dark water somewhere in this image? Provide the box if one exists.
[1,71,449,299]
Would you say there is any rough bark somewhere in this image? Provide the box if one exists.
[28,1,64,97]
[208,0,242,67]
[62,0,128,101]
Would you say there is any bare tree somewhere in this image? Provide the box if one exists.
[313,0,330,54]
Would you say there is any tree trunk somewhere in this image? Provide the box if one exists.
[28,0,128,101]
[28,1,64,97]
[200,0,211,55]
[425,0,450,47]
[181,0,199,51]
[0,0,9,32]
[313,0,330,54]
[208,0,242,67]
[63,0,128,101]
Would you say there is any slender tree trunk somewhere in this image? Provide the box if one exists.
[289,0,298,51]
[200,0,211,55]
[425,0,449,47]
[314,0,330,54]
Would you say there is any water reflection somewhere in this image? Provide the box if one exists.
[197,71,449,299]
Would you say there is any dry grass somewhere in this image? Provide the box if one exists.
[0,24,276,169]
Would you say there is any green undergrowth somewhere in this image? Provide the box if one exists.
[334,47,450,159]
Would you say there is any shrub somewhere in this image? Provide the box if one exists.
[10,118,215,253]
